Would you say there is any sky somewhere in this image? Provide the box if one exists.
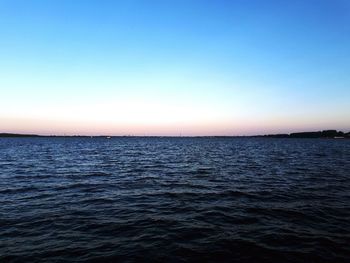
[0,0,349,136]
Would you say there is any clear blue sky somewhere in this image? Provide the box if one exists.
[0,0,349,135]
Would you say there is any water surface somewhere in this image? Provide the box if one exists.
[1,138,349,262]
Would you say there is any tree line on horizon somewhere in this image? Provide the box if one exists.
[259,130,350,138]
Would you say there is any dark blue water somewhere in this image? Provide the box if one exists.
[1,137,349,262]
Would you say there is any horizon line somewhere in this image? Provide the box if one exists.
[1,129,349,138]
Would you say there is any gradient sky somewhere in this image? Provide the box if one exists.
[0,0,349,136]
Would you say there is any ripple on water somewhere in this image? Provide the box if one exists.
[0,137,350,262]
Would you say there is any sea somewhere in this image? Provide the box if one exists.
[0,137,349,262]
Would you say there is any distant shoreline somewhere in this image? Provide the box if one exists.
[1,130,349,139]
